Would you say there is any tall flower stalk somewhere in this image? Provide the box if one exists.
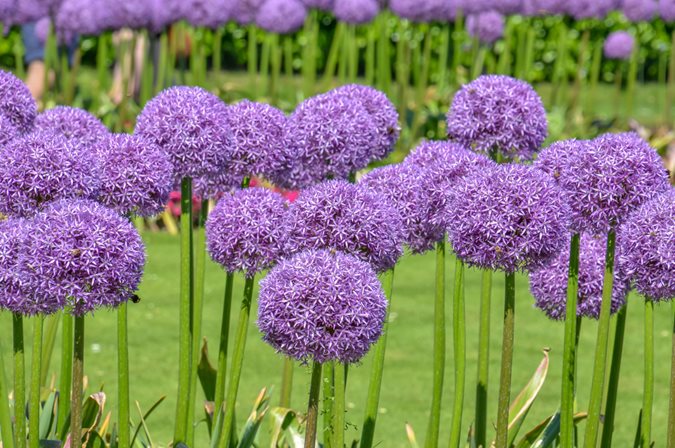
[600,301,628,448]
[214,272,235,421]
[474,270,491,448]
[425,239,445,448]
[495,272,516,447]
[70,315,85,446]
[641,300,654,448]
[13,314,26,448]
[448,258,465,448]
[28,317,43,448]
[305,362,323,448]
[117,302,130,448]
[0,335,13,448]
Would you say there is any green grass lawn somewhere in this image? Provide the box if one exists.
[1,232,671,447]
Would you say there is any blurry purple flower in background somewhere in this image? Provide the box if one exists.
[466,11,505,45]
[565,0,616,19]
[530,233,630,320]
[55,0,106,37]
[184,0,232,29]
[301,0,333,10]
[446,163,570,273]
[388,0,451,22]
[521,0,562,15]
[284,180,405,273]
[333,0,379,24]
[97,133,173,217]
[258,249,387,364]
[104,0,153,30]
[0,70,37,134]
[22,199,145,316]
[0,131,101,217]
[256,0,307,33]
[621,0,657,21]
[619,189,675,301]
[660,0,675,20]
[447,75,548,161]
[0,218,33,314]
[35,106,109,151]
[206,187,288,277]
[231,0,265,25]
[603,31,635,60]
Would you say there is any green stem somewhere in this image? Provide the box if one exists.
[39,314,59,388]
[13,314,26,448]
[284,35,294,87]
[28,317,42,448]
[332,362,345,448]
[396,23,410,132]
[626,47,639,122]
[425,240,446,448]
[561,233,581,447]
[348,25,358,82]
[437,25,450,93]
[497,22,514,76]
[338,25,348,84]
[12,31,25,79]
[70,316,85,448]
[269,34,281,104]
[451,11,464,88]
[474,270,492,448]
[64,48,80,105]
[570,29,590,114]
[448,259,465,448]
[279,358,294,408]
[323,362,334,448]
[302,12,316,97]
[666,31,675,124]
[156,32,168,93]
[214,272,235,424]
[173,177,194,445]
[495,272,516,448]
[218,276,256,448]
[586,41,602,120]
[600,302,628,448]
[550,21,568,108]
[323,23,345,86]
[522,25,536,82]
[305,362,323,448]
[248,25,257,93]
[259,34,271,98]
[214,28,223,72]
[412,24,432,138]
[376,13,391,94]
[471,46,487,80]
[0,331,14,448]
[365,24,376,85]
[583,229,617,448]
[667,301,675,448]
[641,300,654,448]
[42,22,56,106]
[56,312,72,439]
[359,268,395,448]
[117,302,130,448]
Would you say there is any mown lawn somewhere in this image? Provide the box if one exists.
[1,231,671,447]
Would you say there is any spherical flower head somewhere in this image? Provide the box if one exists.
[660,0,675,21]
[97,133,174,217]
[231,0,265,24]
[622,0,657,21]
[301,0,333,10]
[388,0,451,22]
[447,75,548,161]
[329,84,400,162]
[534,139,589,182]
[522,0,563,15]
[494,0,524,14]
[543,133,670,235]
[0,218,33,314]
[284,180,404,273]
[12,0,48,23]
[619,189,675,301]
[603,31,635,60]
[55,0,107,37]
[446,163,570,273]
[0,131,101,218]
[257,249,387,364]
[104,0,155,30]
[0,114,19,146]
[135,86,233,184]
[279,92,378,188]
[565,0,615,19]
[185,0,233,28]
[206,187,288,277]
[256,0,307,33]
[193,170,243,201]
[332,0,379,24]
[35,106,108,151]
[0,69,37,134]
[530,233,630,320]
[466,11,505,45]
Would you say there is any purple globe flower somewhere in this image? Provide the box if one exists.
[388,0,450,22]
[446,163,570,273]
[0,114,19,146]
[329,84,400,162]
[193,170,243,201]
[277,91,378,188]
[146,0,185,32]
[0,69,37,134]
[284,180,405,273]
[231,0,265,24]
[619,189,675,301]
[565,0,615,19]
[522,0,563,15]
[206,187,288,277]
[603,31,635,60]
[660,0,675,20]
[22,199,145,316]
[257,249,387,364]
[621,0,657,21]
[447,75,548,161]
[35,106,109,151]
[466,11,505,45]
[301,0,333,10]
[103,0,155,30]
[185,0,233,28]
[97,133,174,217]
[0,218,33,314]
[454,0,491,15]
[537,133,670,235]
[55,0,107,37]
[530,233,630,320]
[12,0,49,23]
[135,86,233,184]
[0,131,101,218]
[0,0,17,25]
[494,0,524,14]
[332,0,379,24]
[256,0,307,33]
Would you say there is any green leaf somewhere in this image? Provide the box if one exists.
[81,392,106,447]
[129,396,166,448]
[237,388,271,448]
[198,339,218,403]
[39,391,58,440]
[515,411,588,448]
[269,407,304,448]
[405,423,420,448]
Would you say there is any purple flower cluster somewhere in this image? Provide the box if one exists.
[603,31,635,60]
[530,233,630,320]
[35,106,109,151]
[0,114,19,146]
[566,0,616,20]
[301,0,333,10]
[660,0,675,20]
[231,0,266,24]
[284,180,404,273]
[257,249,387,364]
[206,187,288,277]
[619,189,675,301]
[0,70,37,135]
[97,133,174,217]
[135,86,233,184]
[446,163,570,273]
[388,0,450,22]
[0,218,33,314]
[332,0,380,24]
[466,11,506,45]
[622,0,657,21]
[447,75,548,161]
[256,0,307,33]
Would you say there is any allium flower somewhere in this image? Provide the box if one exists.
[0,69,37,134]
[0,131,101,218]
[494,0,524,14]
[21,199,145,316]
[522,0,563,15]
[0,114,19,146]
[301,0,333,10]
[534,139,590,182]
[660,0,675,20]
[466,11,505,45]
[231,0,265,24]
[447,75,548,161]
[103,0,155,30]
[256,0,307,33]
[565,0,615,19]
[446,163,570,273]
[35,106,109,151]
[185,0,233,28]
[193,170,243,201]
[329,84,400,162]
[284,180,405,273]
[134,86,233,184]
[537,133,670,235]
[332,0,379,24]
[278,92,377,188]
[388,0,450,22]
[206,187,288,277]
[530,233,630,320]
[621,0,657,21]
[257,249,387,364]
[146,0,185,32]
[603,31,635,60]
[619,189,675,301]
[0,218,32,314]
[55,0,107,37]
[97,133,173,217]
